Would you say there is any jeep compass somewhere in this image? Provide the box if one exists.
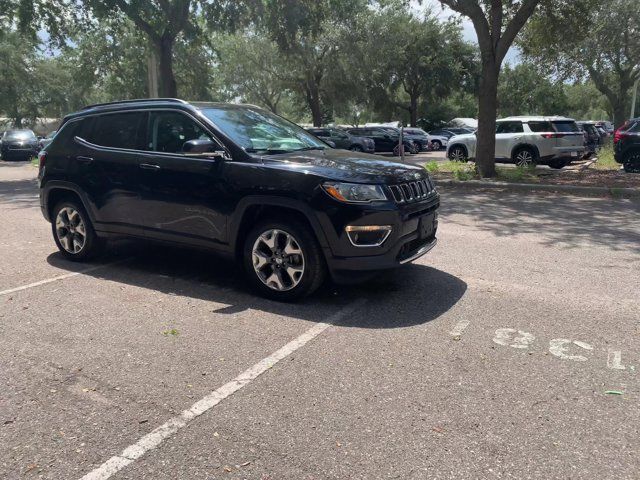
[38,99,439,300]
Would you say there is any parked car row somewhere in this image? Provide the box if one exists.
[446,116,585,169]
[305,125,472,156]
[0,128,59,161]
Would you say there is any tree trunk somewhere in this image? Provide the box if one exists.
[157,36,177,98]
[306,83,323,127]
[410,95,418,127]
[612,100,628,129]
[476,61,499,178]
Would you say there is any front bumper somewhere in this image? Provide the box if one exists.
[320,194,440,274]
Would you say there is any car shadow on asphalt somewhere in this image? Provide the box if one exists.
[442,190,640,254]
[0,178,40,209]
[46,242,467,329]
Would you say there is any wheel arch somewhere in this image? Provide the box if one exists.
[43,182,95,223]
[229,197,330,261]
[511,143,540,160]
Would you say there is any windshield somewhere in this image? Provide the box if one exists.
[200,107,327,154]
[4,130,36,141]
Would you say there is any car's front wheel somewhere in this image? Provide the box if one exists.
[432,140,442,150]
[243,219,326,301]
[51,200,103,261]
[448,145,468,162]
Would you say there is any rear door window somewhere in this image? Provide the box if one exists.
[496,122,524,134]
[85,112,147,150]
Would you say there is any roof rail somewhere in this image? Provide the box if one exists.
[81,98,188,111]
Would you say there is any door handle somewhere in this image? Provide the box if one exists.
[76,156,93,163]
[140,163,161,170]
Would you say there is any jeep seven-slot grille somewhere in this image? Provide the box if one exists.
[388,178,435,203]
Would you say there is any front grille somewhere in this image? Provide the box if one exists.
[388,178,435,203]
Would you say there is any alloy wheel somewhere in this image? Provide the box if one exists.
[55,207,87,254]
[515,150,534,167]
[252,229,305,292]
[450,147,466,162]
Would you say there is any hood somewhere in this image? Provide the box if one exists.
[449,133,475,143]
[259,148,428,184]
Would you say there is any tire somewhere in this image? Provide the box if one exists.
[393,145,401,156]
[349,145,364,152]
[548,159,569,169]
[513,147,537,167]
[51,199,103,261]
[623,151,640,173]
[409,144,419,154]
[432,140,442,150]
[243,218,326,301]
[448,145,467,162]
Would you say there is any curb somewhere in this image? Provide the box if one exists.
[435,179,640,199]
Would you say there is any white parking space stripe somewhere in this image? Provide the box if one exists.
[79,298,367,480]
[0,260,127,297]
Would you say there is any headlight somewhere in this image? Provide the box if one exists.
[322,182,388,203]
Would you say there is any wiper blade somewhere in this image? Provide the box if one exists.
[292,146,326,152]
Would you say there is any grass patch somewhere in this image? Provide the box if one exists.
[424,161,478,180]
[592,146,619,171]
[495,165,539,183]
[30,156,39,167]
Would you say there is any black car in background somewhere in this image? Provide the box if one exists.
[346,127,416,155]
[0,129,39,160]
[428,127,474,139]
[380,127,426,153]
[306,128,375,153]
[614,119,640,172]
[38,99,439,300]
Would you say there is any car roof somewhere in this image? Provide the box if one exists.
[498,116,576,122]
[64,98,264,121]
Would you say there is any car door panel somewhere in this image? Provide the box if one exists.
[138,110,229,246]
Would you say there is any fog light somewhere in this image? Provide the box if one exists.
[345,225,392,247]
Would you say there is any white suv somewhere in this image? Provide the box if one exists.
[446,116,585,169]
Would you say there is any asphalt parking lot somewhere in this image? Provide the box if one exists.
[1,161,639,479]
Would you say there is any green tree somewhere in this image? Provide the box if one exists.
[349,6,477,126]
[520,0,640,127]
[497,63,568,117]
[437,0,542,178]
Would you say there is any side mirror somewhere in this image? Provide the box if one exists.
[182,139,225,158]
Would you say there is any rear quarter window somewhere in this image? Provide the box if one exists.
[552,121,580,133]
[527,121,553,132]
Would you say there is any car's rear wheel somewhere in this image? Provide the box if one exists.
[432,140,442,150]
[548,159,569,169]
[513,147,537,168]
[51,200,102,261]
[243,219,326,301]
[349,145,363,152]
[623,151,640,173]
[448,145,467,162]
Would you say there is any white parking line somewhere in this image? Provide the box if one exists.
[79,298,367,480]
[0,260,127,297]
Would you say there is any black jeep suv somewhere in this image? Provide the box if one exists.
[38,99,439,300]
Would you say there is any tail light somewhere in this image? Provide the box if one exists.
[541,133,565,139]
[37,150,47,172]
[614,129,627,144]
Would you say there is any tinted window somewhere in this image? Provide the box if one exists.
[552,121,580,133]
[86,112,146,149]
[149,111,215,154]
[429,130,445,135]
[310,129,330,137]
[628,121,640,133]
[330,130,349,139]
[496,122,524,134]
[527,121,553,132]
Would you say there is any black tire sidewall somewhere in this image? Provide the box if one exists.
[51,200,99,261]
[242,219,326,301]
[350,145,363,152]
